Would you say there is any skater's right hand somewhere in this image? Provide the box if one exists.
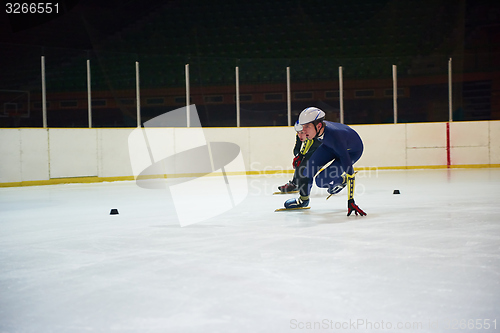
[347,199,367,216]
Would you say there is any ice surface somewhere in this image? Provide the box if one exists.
[1,168,499,332]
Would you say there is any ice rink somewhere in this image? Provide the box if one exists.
[1,168,499,332]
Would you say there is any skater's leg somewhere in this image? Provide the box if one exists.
[315,159,343,189]
[315,149,363,194]
[297,145,335,197]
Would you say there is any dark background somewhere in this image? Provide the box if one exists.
[1,0,499,127]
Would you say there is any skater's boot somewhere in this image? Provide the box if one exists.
[327,183,346,195]
[284,196,309,209]
[278,181,297,193]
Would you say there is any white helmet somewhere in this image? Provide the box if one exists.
[294,120,303,132]
[298,107,325,125]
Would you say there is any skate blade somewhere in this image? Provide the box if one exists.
[275,206,311,212]
[273,190,299,195]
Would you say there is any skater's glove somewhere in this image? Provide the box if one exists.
[347,199,367,216]
[292,154,304,169]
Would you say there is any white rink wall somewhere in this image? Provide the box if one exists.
[1,121,499,185]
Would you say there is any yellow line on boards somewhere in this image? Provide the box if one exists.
[1,165,499,187]
[0,176,135,188]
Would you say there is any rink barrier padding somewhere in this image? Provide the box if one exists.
[2,165,500,187]
[1,120,500,187]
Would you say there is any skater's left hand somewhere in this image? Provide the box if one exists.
[347,199,366,216]
[292,154,303,169]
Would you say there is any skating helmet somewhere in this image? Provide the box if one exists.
[298,107,325,125]
[294,119,303,132]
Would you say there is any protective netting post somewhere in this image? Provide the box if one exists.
[135,61,141,128]
[286,66,291,126]
[236,66,240,127]
[185,64,190,127]
[87,59,92,128]
[339,66,344,124]
[392,64,398,124]
[448,58,453,122]
[41,56,47,128]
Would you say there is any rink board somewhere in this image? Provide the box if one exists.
[1,121,499,186]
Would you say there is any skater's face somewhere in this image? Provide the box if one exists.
[297,131,307,141]
[302,122,322,139]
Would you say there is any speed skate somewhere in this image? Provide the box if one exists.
[273,190,299,195]
[274,206,310,212]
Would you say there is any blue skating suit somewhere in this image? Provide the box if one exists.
[298,121,364,197]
